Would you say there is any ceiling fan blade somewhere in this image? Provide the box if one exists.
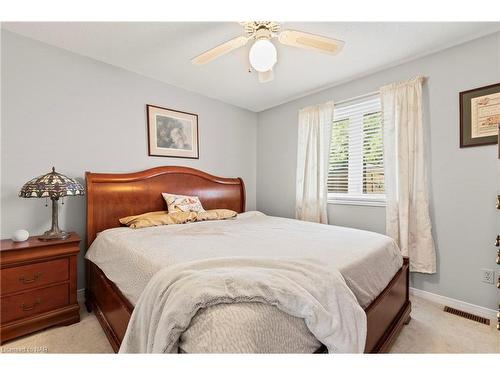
[258,69,274,83]
[278,29,344,55]
[191,36,249,65]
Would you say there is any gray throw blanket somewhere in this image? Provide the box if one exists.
[119,257,367,353]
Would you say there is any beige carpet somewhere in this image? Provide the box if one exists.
[1,296,498,354]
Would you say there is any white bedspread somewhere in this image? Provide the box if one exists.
[86,211,402,353]
[118,257,367,353]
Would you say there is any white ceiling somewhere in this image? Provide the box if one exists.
[3,22,500,112]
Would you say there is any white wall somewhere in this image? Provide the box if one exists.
[1,30,258,288]
[257,32,500,310]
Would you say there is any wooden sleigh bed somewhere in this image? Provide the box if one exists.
[84,166,411,353]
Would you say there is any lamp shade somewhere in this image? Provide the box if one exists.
[19,167,84,199]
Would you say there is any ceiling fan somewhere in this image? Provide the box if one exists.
[191,22,345,83]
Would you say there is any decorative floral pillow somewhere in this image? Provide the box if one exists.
[162,193,206,213]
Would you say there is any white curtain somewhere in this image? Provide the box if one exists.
[381,76,436,273]
[295,101,334,224]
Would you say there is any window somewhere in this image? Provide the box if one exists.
[327,93,385,206]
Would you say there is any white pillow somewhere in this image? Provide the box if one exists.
[161,193,206,213]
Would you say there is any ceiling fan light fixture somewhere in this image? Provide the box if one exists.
[249,39,277,73]
[191,22,344,84]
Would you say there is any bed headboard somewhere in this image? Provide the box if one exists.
[85,166,246,247]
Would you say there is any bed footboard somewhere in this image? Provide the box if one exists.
[86,257,410,353]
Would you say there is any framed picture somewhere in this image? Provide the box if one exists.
[459,83,500,148]
[147,104,199,159]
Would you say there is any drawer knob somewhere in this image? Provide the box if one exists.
[19,272,42,284]
[20,298,41,311]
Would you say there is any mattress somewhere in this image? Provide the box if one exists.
[86,211,402,353]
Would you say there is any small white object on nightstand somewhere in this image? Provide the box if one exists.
[11,229,29,242]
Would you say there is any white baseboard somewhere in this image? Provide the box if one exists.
[410,287,497,321]
[77,288,85,304]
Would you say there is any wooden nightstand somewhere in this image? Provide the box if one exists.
[0,232,81,343]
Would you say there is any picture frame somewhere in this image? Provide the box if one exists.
[146,104,199,159]
[459,83,500,148]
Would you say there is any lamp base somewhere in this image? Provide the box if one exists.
[39,230,70,241]
[38,197,70,241]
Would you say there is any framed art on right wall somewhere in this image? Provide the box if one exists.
[460,82,500,148]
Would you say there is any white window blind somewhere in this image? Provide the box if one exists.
[328,93,385,205]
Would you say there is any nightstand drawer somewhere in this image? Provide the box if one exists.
[0,283,69,323]
[1,258,69,295]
